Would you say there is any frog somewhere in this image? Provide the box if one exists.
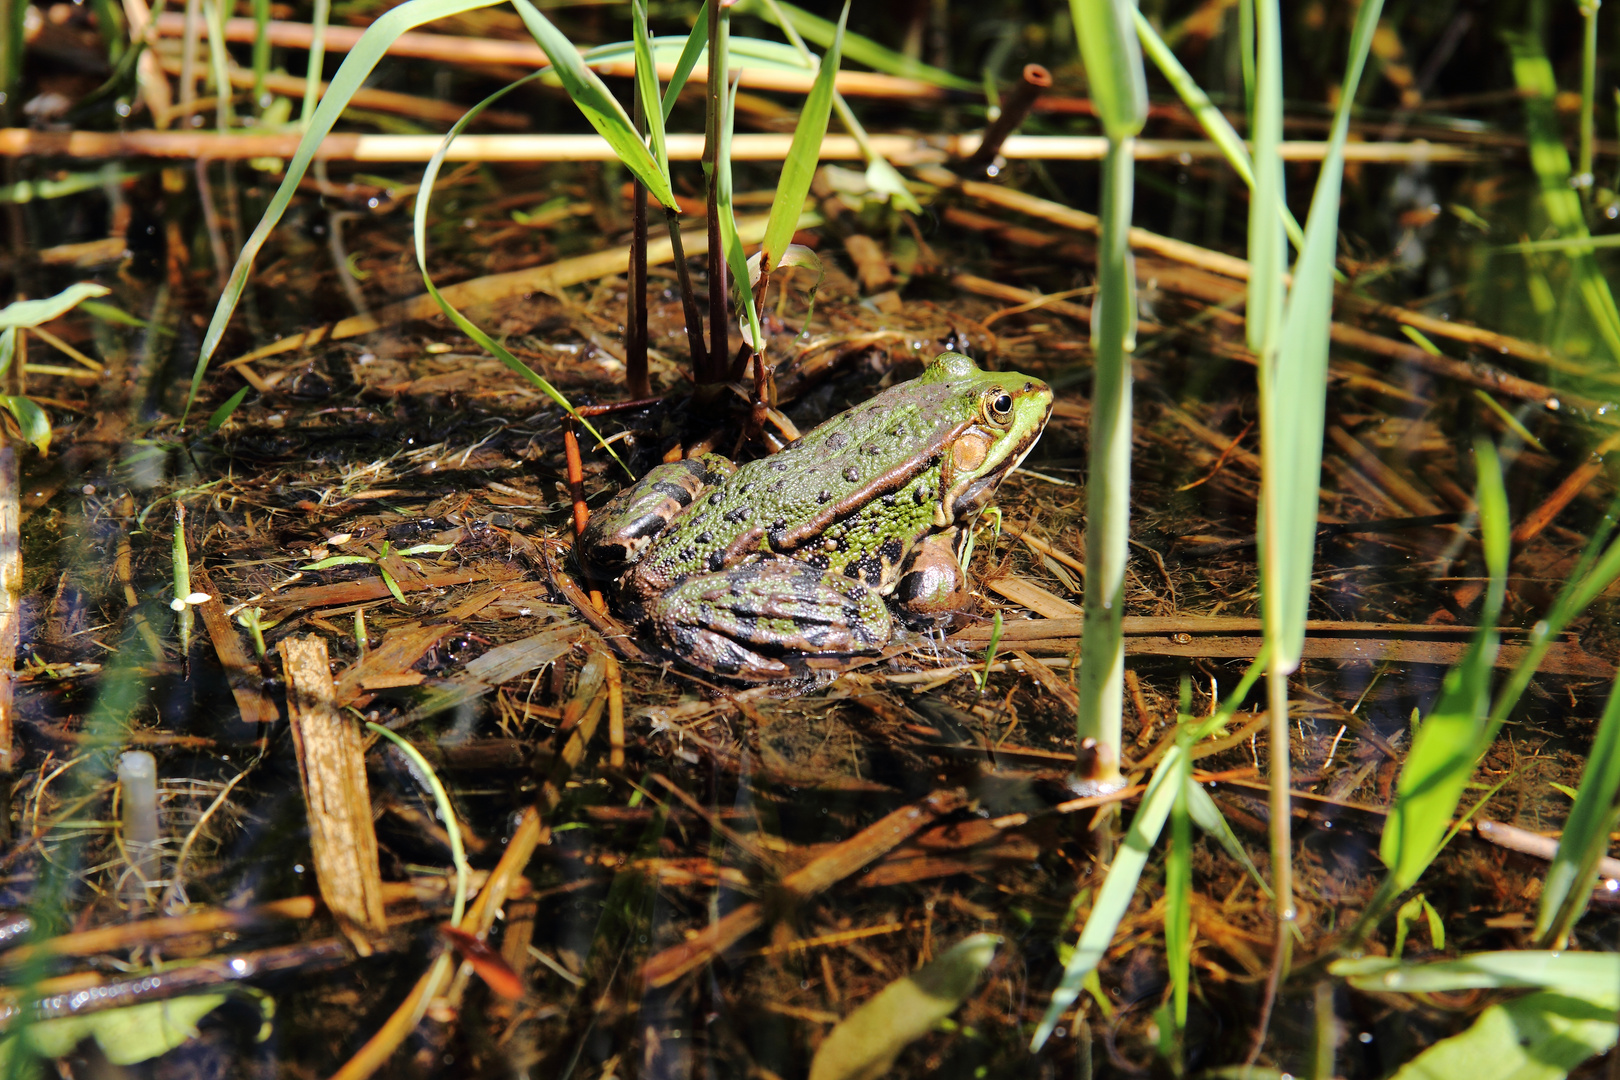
[577,351,1054,681]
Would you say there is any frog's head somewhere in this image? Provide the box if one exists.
[923,352,1054,526]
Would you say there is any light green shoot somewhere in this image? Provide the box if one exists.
[366,723,468,923]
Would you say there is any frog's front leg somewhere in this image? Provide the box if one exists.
[647,556,892,681]
[893,527,973,622]
[577,453,736,579]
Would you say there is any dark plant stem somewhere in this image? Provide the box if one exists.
[704,0,727,383]
[627,85,650,398]
[664,210,707,380]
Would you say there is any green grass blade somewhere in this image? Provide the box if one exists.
[1031,744,1186,1051]
[1165,761,1192,1030]
[659,5,708,121]
[1332,950,1620,994]
[1535,668,1620,944]
[1378,440,1507,891]
[1261,0,1382,669]
[1070,0,1146,793]
[1070,0,1146,140]
[748,0,920,215]
[300,0,329,126]
[412,71,628,477]
[631,0,668,175]
[729,0,976,91]
[0,284,112,328]
[1505,31,1620,363]
[366,723,469,923]
[1132,8,1304,253]
[511,0,677,211]
[760,1,847,272]
[1245,0,1283,356]
[718,76,761,354]
[186,0,509,422]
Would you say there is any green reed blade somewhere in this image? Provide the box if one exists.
[660,5,708,121]
[581,32,807,80]
[1577,0,1598,186]
[1536,667,1620,945]
[1071,0,1146,794]
[1132,8,1304,252]
[729,0,976,91]
[1505,31,1620,363]
[251,0,269,110]
[1165,761,1192,1031]
[513,0,678,212]
[1245,0,1282,357]
[1263,0,1382,669]
[631,0,668,176]
[1031,743,1185,1051]
[367,724,469,923]
[1070,0,1145,141]
[760,1,846,273]
[412,72,629,478]
[301,0,329,126]
[185,0,509,422]
[718,76,762,354]
[1379,441,1507,893]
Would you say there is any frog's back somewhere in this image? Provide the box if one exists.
[634,378,972,590]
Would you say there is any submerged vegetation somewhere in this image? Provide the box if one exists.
[1,0,1619,1076]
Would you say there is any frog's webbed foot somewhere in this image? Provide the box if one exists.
[649,557,892,682]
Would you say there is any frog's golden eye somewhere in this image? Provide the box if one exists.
[986,391,1015,425]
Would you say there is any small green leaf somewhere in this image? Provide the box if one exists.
[21,993,229,1065]
[398,542,455,555]
[512,0,677,211]
[1383,991,1617,1080]
[0,394,51,453]
[809,934,1000,1080]
[78,300,148,328]
[760,1,847,274]
[0,283,111,330]
[301,554,376,570]
[207,385,252,434]
[377,563,407,605]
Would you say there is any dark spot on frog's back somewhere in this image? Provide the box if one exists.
[879,537,904,564]
[843,467,860,482]
[707,551,726,572]
[724,507,749,524]
[696,531,713,545]
[827,432,849,449]
[862,442,880,455]
[817,490,832,504]
[769,460,788,471]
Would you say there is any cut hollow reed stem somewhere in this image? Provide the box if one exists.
[1070,0,1145,796]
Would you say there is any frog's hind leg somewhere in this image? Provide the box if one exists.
[649,557,893,681]
[576,453,736,577]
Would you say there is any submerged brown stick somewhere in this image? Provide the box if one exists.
[640,788,969,988]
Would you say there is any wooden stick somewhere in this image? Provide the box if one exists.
[279,635,387,954]
[0,129,1492,164]
[640,789,969,988]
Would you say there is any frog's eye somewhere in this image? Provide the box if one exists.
[986,391,1015,425]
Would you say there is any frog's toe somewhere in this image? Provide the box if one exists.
[661,625,797,682]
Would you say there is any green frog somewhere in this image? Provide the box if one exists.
[578,352,1054,681]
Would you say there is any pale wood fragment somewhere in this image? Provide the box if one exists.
[280,635,387,954]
